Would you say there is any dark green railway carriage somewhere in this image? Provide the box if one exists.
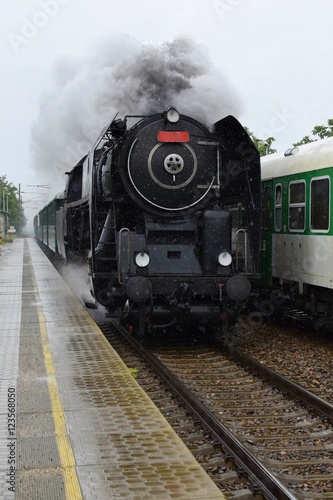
[33,193,64,253]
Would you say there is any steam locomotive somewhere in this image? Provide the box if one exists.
[34,108,261,335]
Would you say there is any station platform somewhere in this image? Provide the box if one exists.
[0,238,225,499]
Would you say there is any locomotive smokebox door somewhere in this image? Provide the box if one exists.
[118,112,218,215]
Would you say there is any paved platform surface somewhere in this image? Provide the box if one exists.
[0,238,225,499]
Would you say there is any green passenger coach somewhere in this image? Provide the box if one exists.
[33,193,64,253]
[260,137,333,327]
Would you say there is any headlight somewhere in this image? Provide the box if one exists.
[135,251,150,268]
[218,252,232,267]
[166,107,180,123]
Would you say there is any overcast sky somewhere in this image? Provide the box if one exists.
[1,0,333,221]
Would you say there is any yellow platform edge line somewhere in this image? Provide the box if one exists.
[32,279,83,500]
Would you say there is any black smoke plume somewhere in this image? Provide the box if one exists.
[30,36,241,191]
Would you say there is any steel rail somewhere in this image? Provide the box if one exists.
[223,343,333,423]
[109,320,298,500]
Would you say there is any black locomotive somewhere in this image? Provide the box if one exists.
[35,107,261,335]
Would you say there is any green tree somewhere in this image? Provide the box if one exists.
[244,127,277,156]
[0,176,26,233]
[312,119,333,139]
[293,119,333,146]
[293,135,313,147]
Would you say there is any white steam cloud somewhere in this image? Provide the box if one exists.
[30,36,242,191]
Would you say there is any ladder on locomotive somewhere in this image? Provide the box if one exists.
[94,202,118,272]
[234,228,255,276]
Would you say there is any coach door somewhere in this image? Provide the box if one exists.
[260,182,273,287]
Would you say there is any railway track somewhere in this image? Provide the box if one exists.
[102,324,260,498]
[102,322,333,499]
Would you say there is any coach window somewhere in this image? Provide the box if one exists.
[289,180,305,231]
[310,177,330,231]
[275,184,282,231]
